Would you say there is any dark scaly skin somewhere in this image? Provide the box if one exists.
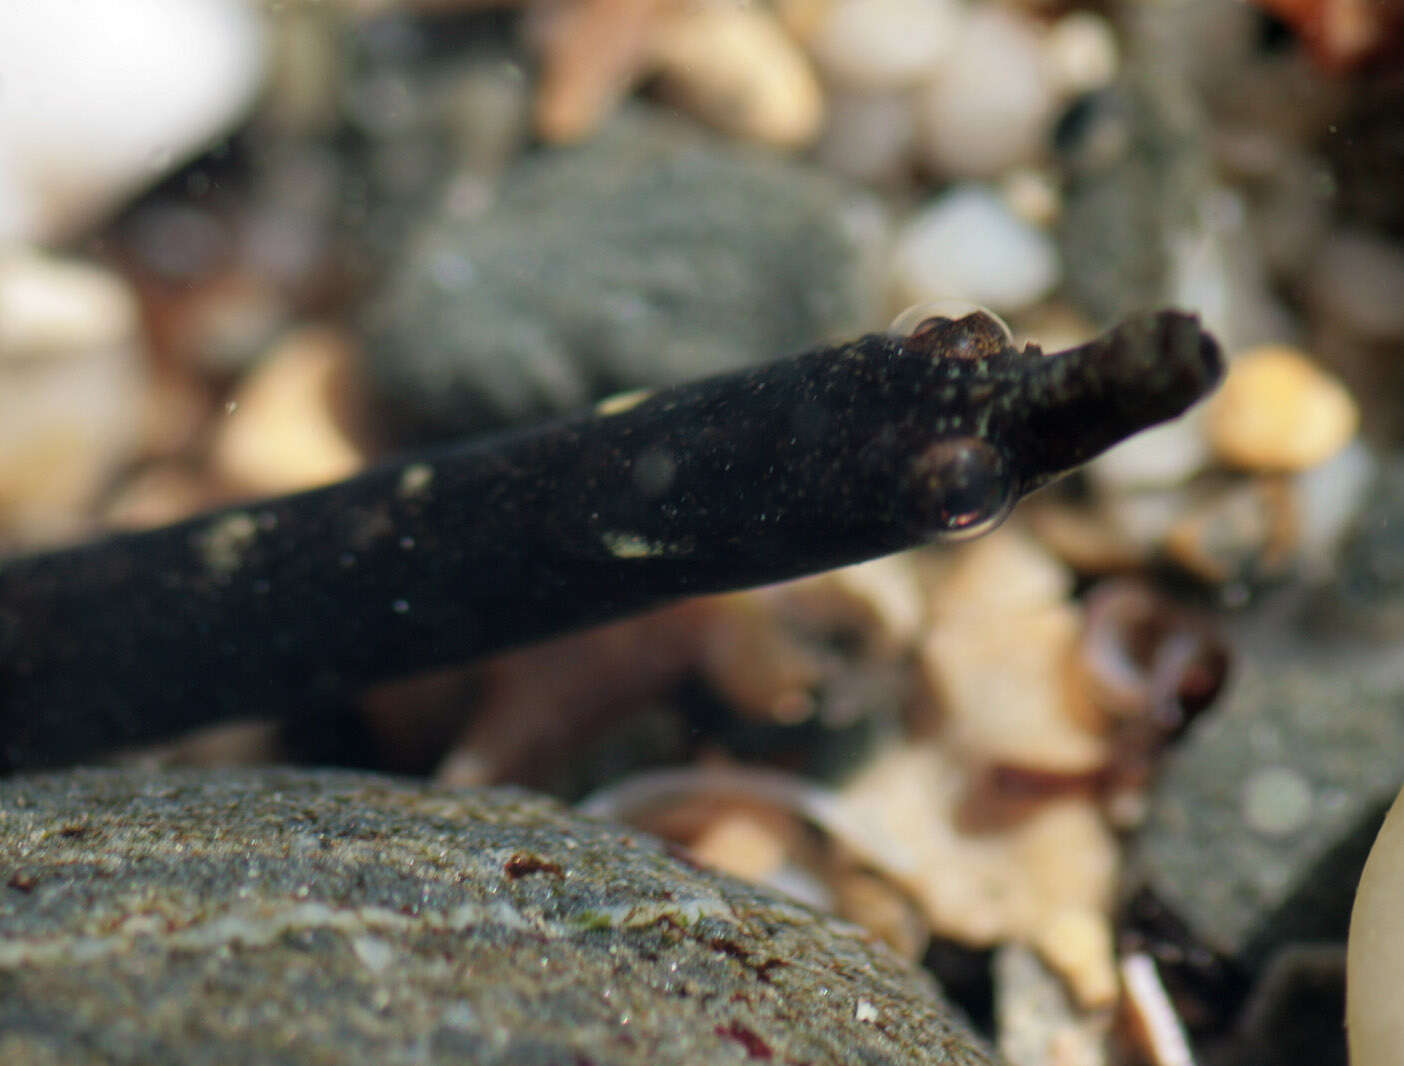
[0,311,1222,769]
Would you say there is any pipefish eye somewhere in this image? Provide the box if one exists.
[907,437,1015,541]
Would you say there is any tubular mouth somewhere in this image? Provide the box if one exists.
[1007,311,1225,490]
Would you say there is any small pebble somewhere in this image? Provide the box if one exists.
[915,6,1057,178]
[0,0,267,243]
[922,529,1104,775]
[842,743,1118,967]
[1044,11,1119,96]
[890,185,1060,315]
[816,90,918,185]
[0,250,146,545]
[1000,167,1061,229]
[807,0,962,91]
[926,526,1074,622]
[925,601,1108,775]
[1032,908,1119,1010]
[652,6,824,149]
[689,807,792,884]
[1208,345,1359,472]
[211,325,368,494]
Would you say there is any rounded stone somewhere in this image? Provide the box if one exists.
[1207,345,1359,472]
[889,185,1060,315]
[808,0,961,91]
[914,6,1057,178]
[0,768,994,1066]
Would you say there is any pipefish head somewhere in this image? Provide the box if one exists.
[890,310,1223,540]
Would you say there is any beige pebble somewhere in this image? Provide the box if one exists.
[690,807,792,883]
[927,526,1074,623]
[807,0,961,90]
[1208,345,1359,472]
[841,743,1117,970]
[1044,11,1119,96]
[0,250,146,546]
[924,601,1108,775]
[652,6,824,149]
[211,325,367,494]
[918,527,1107,773]
[773,0,835,46]
[1032,908,1119,1010]
[1000,167,1061,229]
[915,6,1057,178]
[531,0,667,143]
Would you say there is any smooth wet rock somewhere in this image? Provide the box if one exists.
[0,767,996,1066]
[362,107,877,437]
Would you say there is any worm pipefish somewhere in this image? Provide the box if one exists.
[0,310,1221,769]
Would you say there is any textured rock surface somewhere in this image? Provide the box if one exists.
[0,767,996,1065]
[361,106,876,438]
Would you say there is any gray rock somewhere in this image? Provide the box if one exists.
[1129,644,1404,970]
[1321,452,1404,640]
[1053,79,1200,327]
[361,107,878,436]
[0,767,996,1066]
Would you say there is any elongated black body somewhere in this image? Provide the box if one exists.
[0,312,1221,769]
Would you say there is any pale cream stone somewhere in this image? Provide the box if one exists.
[211,325,366,494]
[1044,11,1119,96]
[653,6,825,149]
[690,808,792,883]
[0,250,146,545]
[1208,345,1359,472]
[928,526,1074,623]
[915,6,1057,178]
[841,743,1117,980]
[925,601,1109,774]
[808,0,962,90]
[1032,907,1119,1009]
